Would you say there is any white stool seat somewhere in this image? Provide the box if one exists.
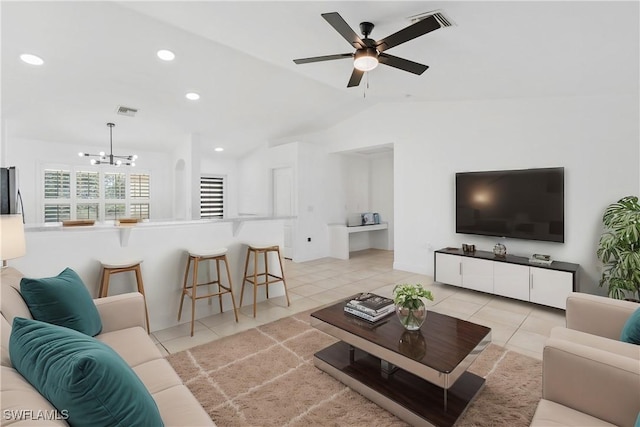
[101,259,143,269]
[188,248,228,258]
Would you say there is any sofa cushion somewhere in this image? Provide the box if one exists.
[96,327,162,367]
[620,307,640,345]
[9,317,163,427]
[152,385,216,427]
[531,399,616,426]
[20,268,101,336]
[0,366,69,426]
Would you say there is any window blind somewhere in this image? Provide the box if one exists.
[200,176,224,218]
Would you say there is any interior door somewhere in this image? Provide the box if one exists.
[272,167,294,259]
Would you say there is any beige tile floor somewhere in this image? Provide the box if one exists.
[153,249,566,359]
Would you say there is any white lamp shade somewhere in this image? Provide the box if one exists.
[1,214,26,262]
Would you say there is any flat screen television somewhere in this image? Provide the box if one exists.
[456,167,564,243]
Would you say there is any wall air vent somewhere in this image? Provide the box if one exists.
[407,10,455,27]
[116,106,138,117]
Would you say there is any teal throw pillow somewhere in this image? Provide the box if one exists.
[620,307,640,345]
[9,317,164,427]
[20,267,102,336]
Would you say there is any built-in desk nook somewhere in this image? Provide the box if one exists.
[328,223,389,259]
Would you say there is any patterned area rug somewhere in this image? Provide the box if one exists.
[166,310,542,426]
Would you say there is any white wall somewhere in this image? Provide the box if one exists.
[237,142,297,216]
[321,94,639,295]
[4,137,173,223]
[370,153,394,249]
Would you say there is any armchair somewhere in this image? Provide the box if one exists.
[530,292,640,427]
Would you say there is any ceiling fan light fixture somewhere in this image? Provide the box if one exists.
[353,48,379,72]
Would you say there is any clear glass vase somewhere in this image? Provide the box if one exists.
[395,299,427,331]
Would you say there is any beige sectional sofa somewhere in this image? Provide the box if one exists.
[531,292,640,427]
[1,267,214,426]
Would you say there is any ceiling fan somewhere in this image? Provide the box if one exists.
[293,11,452,88]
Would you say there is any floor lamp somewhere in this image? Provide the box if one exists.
[1,214,26,267]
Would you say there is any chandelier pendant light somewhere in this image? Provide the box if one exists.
[78,123,137,166]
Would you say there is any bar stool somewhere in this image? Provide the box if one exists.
[178,248,239,337]
[99,259,150,333]
[240,244,290,317]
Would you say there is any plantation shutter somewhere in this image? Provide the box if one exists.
[104,172,126,199]
[130,173,150,219]
[130,174,150,199]
[76,171,100,199]
[200,176,224,219]
[44,169,71,222]
[44,169,71,199]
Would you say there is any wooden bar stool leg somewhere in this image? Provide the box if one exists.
[264,250,270,299]
[216,257,223,312]
[133,265,150,334]
[98,267,105,298]
[276,247,291,306]
[190,257,199,337]
[223,255,239,322]
[100,269,112,298]
[178,256,191,321]
[240,247,251,309]
[252,249,258,318]
[206,258,213,306]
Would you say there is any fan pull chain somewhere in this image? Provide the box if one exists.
[363,72,370,99]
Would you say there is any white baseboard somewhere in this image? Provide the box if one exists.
[392,262,429,275]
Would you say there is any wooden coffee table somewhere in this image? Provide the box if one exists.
[310,299,491,427]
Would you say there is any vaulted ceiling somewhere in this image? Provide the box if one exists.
[2,1,638,157]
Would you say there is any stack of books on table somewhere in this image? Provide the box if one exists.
[344,293,395,322]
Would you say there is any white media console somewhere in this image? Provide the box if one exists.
[434,248,579,309]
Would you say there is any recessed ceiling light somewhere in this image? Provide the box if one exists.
[20,53,44,66]
[157,49,175,61]
[214,147,224,152]
[185,92,200,101]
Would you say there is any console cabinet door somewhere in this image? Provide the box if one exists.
[461,258,494,293]
[493,262,530,301]
[529,267,573,309]
[435,253,462,287]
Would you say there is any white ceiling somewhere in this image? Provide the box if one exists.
[2,1,638,157]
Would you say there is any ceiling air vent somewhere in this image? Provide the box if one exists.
[116,106,138,117]
[407,10,455,28]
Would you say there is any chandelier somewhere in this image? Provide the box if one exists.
[78,123,137,166]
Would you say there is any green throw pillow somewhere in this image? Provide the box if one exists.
[621,307,640,345]
[20,267,102,336]
[9,317,164,427]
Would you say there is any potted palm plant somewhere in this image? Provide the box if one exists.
[596,195,640,301]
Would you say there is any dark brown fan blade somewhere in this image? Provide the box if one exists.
[378,53,429,75]
[376,15,441,52]
[293,53,353,64]
[347,68,364,87]
[322,12,365,49]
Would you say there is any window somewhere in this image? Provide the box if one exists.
[130,174,150,219]
[42,167,150,222]
[200,176,224,219]
[44,169,71,222]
